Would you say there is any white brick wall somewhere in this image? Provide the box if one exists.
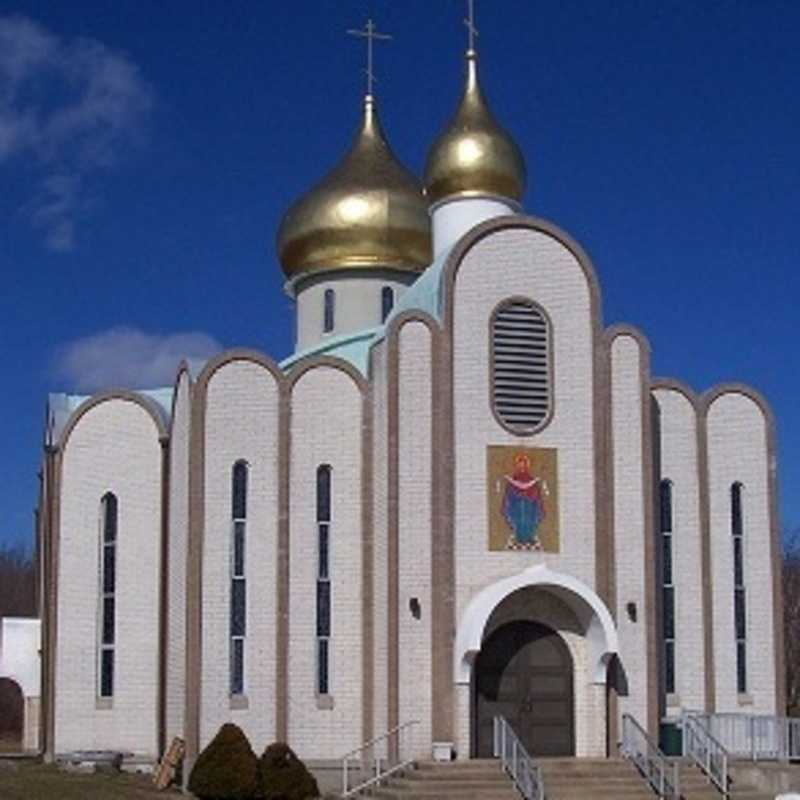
[288,366,363,759]
[201,360,280,750]
[451,227,598,751]
[371,343,389,744]
[706,392,776,714]
[397,321,434,757]
[653,387,706,712]
[166,371,190,742]
[56,399,162,757]
[610,335,649,728]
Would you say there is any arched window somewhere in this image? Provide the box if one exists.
[99,492,117,698]
[381,286,394,323]
[316,465,332,695]
[491,298,552,434]
[731,482,747,693]
[230,461,248,696]
[659,479,675,695]
[323,288,335,334]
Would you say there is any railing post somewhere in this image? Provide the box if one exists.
[343,757,348,797]
[749,716,756,762]
[512,738,518,779]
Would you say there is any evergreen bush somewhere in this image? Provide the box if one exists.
[188,722,260,800]
[259,742,320,800]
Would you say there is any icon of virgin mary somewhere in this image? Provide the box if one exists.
[500,452,548,550]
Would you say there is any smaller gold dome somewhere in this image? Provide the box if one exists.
[424,50,527,205]
[277,96,431,280]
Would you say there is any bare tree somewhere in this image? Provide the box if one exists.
[0,543,36,619]
[784,527,800,715]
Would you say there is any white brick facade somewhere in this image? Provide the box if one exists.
[55,398,163,757]
[397,321,434,757]
[707,392,777,714]
[43,217,781,767]
[201,360,281,749]
[653,386,707,712]
[610,334,650,728]
[288,366,363,758]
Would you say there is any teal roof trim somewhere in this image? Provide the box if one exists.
[385,246,451,325]
[279,327,382,376]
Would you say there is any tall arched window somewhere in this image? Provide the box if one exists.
[381,286,394,323]
[99,492,117,698]
[316,465,332,695]
[323,288,335,334]
[731,482,747,693]
[230,461,248,696]
[491,298,552,434]
[659,479,675,695]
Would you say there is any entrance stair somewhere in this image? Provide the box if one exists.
[539,757,669,799]
[677,760,775,799]
[368,759,518,799]
[363,757,778,800]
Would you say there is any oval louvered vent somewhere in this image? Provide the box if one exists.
[491,299,552,433]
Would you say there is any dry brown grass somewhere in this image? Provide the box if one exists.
[0,759,183,799]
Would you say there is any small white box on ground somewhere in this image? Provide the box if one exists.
[432,742,453,762]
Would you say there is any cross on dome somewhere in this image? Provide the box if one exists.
[347,18,392,100]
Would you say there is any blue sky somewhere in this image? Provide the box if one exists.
[1,1,799,550]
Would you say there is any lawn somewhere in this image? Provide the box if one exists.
[0,759,183,799]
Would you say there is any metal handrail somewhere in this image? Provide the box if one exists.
[493,716,544,800]
[620,713,680,798]
[340,719,419,798]
[683,710,800,762]
[684,713,729,796]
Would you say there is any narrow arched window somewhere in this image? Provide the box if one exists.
[491,298,552,434]
[381,286,394,323]
[659,479,675,695]
[323,288,335,334]
[99,492,117,698]
[731,482,747,693]
[230,461,248,695]
[316,465,332,695]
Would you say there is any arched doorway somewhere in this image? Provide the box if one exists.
[0,678,24,753]
[474,620,574,758]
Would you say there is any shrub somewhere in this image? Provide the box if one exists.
[188,722,260,800]
[259,742,320,800]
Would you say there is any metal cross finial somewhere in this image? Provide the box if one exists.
[347,18,392,98]
[464,0,479,53]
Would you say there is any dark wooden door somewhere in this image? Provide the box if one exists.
[475,620,574,757]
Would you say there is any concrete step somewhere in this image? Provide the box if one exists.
[364,757,773,800]
[679,763,776,799]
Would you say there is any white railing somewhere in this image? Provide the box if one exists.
[684,713,729,795]
[684,711,800,762]
[493,716,544,800]
[620,713,680,797]
[340,719,419,798]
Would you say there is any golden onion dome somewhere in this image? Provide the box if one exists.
[424,50,526,206]
[277,95,431,280]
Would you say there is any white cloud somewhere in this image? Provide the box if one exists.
[0,15,154,250]
[53,327,223,392]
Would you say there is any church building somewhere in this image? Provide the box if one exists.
[35,14,784,777]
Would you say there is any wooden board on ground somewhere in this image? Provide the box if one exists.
[153,737,185,790]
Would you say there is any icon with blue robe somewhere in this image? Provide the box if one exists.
[500,453,547,550]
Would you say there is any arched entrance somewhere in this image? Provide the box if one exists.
[0,678,24,753]
[474,620,574,757]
